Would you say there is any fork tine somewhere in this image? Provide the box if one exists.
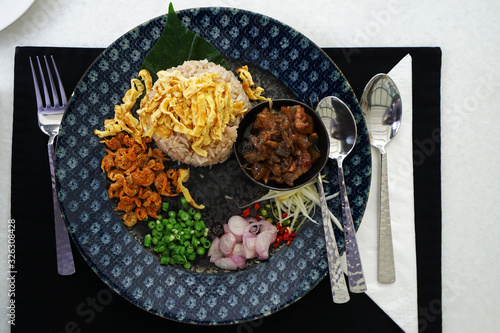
[36,56,52,108]
[43,55,60,108]
[43,55,63,108]
[29,57,44,110]
[50,55,68,105]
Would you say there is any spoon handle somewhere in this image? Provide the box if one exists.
[378,151,396,283]
[317,174,350,303]
[338,161,367,293]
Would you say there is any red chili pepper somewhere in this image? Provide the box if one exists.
[254,203,260,211]
[291,232,297,238]
[286,239,292,246]
[242,207,251,217]
[282,212,288,219]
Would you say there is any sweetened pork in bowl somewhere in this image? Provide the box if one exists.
[234,99,329,190]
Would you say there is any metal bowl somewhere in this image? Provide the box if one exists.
[234,99,330,191]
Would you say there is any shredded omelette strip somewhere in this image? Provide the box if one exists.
[95,69,247,157]
[95,75,146,142]
[236,65,272,103]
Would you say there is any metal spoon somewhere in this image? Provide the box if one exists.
[316,173,350,303]
[316,96,367,294]
[315,98,349,303]
[360,74,402,284]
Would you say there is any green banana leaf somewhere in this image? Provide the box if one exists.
[141,3,229,82]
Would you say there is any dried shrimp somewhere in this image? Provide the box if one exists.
[99,131,203,226]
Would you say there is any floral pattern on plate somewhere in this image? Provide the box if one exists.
[55,7,371,325]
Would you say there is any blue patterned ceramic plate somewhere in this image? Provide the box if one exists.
[55,7,371,325]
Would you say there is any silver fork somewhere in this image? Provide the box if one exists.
[30,55,75,275]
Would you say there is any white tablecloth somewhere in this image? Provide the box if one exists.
[1,1,500,332]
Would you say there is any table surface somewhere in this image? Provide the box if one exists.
[1,1,499,333]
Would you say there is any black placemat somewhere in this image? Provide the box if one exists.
[11,46,441,333]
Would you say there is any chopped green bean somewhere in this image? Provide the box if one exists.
[180,196,189,209]
[163,235,175,243]
[180,212,190,222]
[142,197,212,269]
[144,234,152,247]
[200,237,211,249]
[160,256,170,265]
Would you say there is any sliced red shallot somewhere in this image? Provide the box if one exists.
[227,215,249,242]
[244,220,274,234]
[208,237,220,257]
[259,220,276,233]
[219,232,237,255]
[255,230,277,260]
[208,216,278,270]
[209,251,224,263]
[233,243,244,257]
[242,233,257,259]
[245,216,258,224]
[227,253,246,269]
[208,237,224,263]
[214,257,239,270]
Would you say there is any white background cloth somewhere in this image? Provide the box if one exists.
[1,1,500,332]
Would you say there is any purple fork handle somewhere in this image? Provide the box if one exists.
[48,141,75,275]
[338,162,367,293]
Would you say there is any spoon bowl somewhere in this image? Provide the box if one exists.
[361,74,402,153]
[316,96,366,294]
[317,97,357,161]
[360,73,401,284]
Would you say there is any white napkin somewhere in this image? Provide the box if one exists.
[343,54,418,332]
